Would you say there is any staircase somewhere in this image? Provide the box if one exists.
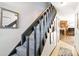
[9,3,57,56]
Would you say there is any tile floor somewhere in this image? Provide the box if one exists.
[50,31,77,56]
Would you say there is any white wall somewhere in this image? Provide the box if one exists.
[74,5,79,54]
[75,29,79,54]
[0,2,50,56]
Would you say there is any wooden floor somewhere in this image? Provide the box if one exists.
[60,34,74,46]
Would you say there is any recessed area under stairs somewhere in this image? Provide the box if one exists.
[50,30,78,56]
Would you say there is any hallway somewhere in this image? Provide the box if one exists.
[50,31,78,56]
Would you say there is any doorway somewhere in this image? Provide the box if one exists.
[59,20,75,46]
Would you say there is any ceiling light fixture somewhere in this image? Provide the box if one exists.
[60,2,67,6]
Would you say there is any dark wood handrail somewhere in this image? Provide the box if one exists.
[22,4,56,36]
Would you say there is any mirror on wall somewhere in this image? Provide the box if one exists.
[0,8,19,28]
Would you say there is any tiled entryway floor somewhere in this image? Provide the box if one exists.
[51,40,77,56]
[51,34,77,56]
